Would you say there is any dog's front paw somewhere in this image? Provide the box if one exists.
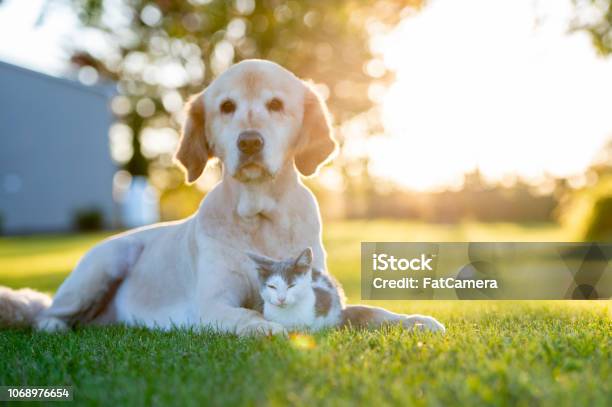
[238,320,288,337]
[36,316,69,333]
[400,314,446,334]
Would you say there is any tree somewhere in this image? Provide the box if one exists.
[572,0,612,55]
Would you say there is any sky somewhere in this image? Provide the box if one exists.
[0,0,78,75]
[0,0,611,191]
[375,0,612,190]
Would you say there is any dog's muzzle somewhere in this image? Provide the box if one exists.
[237,131,264,155]
[235,130,270,181]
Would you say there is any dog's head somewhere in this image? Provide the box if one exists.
[175,59,337,183]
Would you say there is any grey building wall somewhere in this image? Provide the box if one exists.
[0,61,116,234]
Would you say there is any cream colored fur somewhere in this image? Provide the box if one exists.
[1,60,444,335]
[0,287,51,328]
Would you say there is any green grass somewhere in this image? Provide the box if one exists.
[0,221,610,406]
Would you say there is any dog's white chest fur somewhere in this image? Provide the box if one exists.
[236,186,277,219]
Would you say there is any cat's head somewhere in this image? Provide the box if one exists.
[247,248,313,308]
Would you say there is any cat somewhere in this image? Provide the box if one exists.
[247,247,345,331]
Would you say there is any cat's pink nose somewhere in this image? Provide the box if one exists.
[277,298,286,305]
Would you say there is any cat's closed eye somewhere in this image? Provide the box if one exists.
[266,284,277,290]
[287,283,296,288]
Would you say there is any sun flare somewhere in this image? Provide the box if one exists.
[373,0,612,190]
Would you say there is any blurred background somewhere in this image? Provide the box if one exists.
[0,0,611,243]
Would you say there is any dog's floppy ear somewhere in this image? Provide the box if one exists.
[174,92,210,184]
[294,82,337,177]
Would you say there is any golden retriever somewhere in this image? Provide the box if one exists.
[1,59,444,335]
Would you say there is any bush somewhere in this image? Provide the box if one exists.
[73,208,104,232]
[559,174,612,241]
[584,196,612,241]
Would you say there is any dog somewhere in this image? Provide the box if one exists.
[1,59,444,335]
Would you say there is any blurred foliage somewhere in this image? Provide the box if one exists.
[584,195,612,240]
[568,1,612,238]
[69,0,423,176]
[558,141,612,241]
[313,168,562,223]
[560,175,612,241]
[572,0,612,55]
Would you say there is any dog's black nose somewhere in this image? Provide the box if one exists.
[237,131,264,155]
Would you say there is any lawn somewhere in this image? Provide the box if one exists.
[0,221,610,406]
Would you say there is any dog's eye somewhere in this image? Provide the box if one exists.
[220,99,236,114]
[266,98,283,112]
[266,284,276,290]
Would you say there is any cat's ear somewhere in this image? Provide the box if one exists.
[294,247,313,269]
[247,252,276,267]
[247,252,275,278]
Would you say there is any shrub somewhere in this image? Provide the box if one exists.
[584,196,612,241]
[559,174,612,241]
[73,208,104,232]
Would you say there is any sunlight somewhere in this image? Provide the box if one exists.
[375,0,612,190]
[0,0,76,74]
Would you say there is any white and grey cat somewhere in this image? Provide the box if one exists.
[248,247,345,331]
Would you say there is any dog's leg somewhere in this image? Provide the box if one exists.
[196,276,285,336]
[200,304,288,336]
[36,236,144,332]
[342,304,445,333]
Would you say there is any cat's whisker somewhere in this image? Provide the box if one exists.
[249,248,344,332]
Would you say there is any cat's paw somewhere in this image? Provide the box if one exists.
[238,320,288,337]
[399,314,446,334]
[36,316,69,333]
